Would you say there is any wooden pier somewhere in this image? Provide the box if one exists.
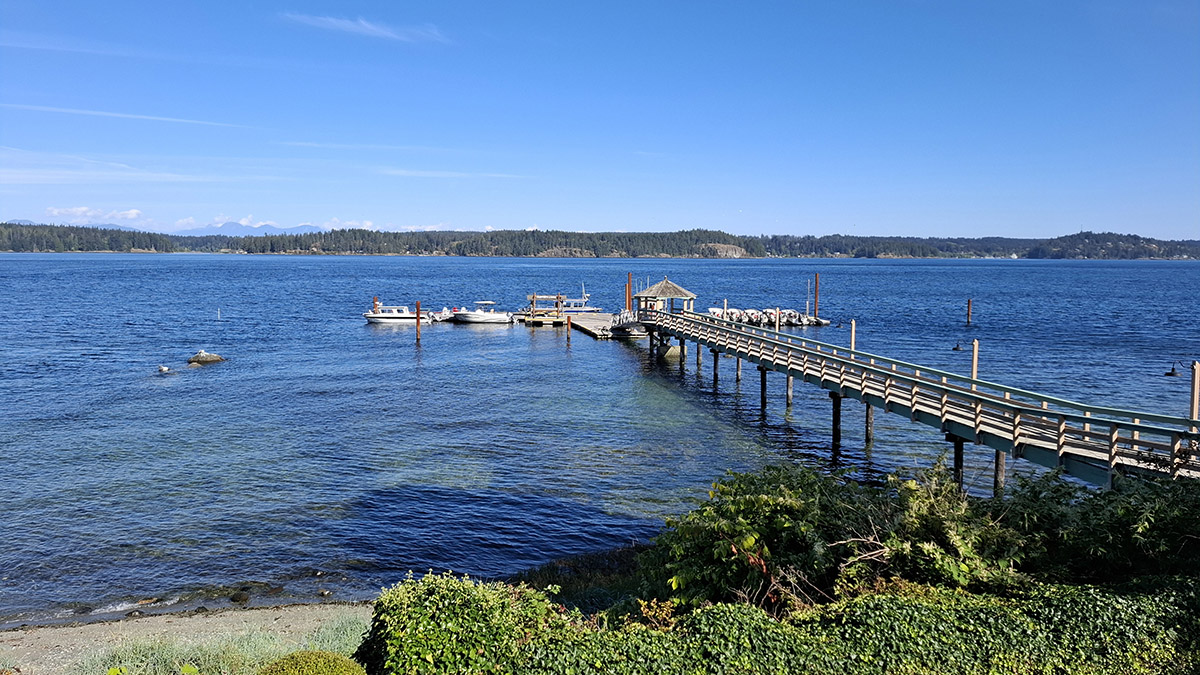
[642,309,1200,489]
[567,313,616,339]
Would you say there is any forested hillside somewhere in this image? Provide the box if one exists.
[3,223,1197,259]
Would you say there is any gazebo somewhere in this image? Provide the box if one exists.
[634,277,697,317]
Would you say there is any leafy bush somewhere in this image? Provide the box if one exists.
[651,464,883,611]
[354,572,568,675]
[259,650,365,675]
[1000,473,1200,582]
[652,462,1033,611]
[882,463,1024,589]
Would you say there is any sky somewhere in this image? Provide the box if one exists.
[1,1,1197,238]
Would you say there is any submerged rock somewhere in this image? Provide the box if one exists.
[187,350,226,365]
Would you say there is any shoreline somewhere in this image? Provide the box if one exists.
[0,601,373,674]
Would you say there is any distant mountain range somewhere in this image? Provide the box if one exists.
[4,219,325,236]
[171,222,326,237]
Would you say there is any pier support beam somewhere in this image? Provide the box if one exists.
[952,436,965,489]
[865,404,874,444]
[786,374,794,407]
[993,449,1006,498]
[696,342,702,368]
[712,350,719,387]
[736,358,742,382]
[759,366,768,408]
[830,392,842,449]
[679,338,687,359]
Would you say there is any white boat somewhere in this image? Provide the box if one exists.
[363,297,432,323]
[452,301,514,324]
[521,284,603,320]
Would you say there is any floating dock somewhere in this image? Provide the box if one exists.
[567,313,616,339]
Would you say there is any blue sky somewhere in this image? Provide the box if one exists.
[1,1,1197,238]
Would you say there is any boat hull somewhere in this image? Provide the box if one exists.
[452,312,514,324]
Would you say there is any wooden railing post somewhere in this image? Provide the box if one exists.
[1191,361,1199,430]
[970,339,979,391]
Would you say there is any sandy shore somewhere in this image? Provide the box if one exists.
[0,602,373,675]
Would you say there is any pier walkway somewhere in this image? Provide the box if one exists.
[642,309,1200,488]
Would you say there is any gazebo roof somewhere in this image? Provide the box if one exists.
[633,277,697,299]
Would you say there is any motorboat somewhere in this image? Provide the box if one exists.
[452,301,514,324]
[521,284,603,321]
[363,297,432,323]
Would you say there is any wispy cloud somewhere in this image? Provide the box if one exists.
[380,168,524,179]
[45,206,144,224]
[0,103,250,128]
[0,147,279,185]
[282,141,457,153]
[282,14,448,43]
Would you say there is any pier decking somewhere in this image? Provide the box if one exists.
[639,309,1200,488]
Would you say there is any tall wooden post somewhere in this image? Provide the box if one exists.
[626,272,633,311]
[966,298,973,326]
[415,301,421,343]
[830,392,842,448]
[970,339,979,391]
[850,319,856,352]
[864,403,874,443]
[993,449,1006,498]
[814,273,820,319]
[953,436,965,489]
[775,307,781,332]
[1190,361,1199,431]
[759,366,768,408]
[723,298,728,320]
[566,315,572,344]
[786,374,794,407]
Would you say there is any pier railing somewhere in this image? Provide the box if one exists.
[642,310,1200,485]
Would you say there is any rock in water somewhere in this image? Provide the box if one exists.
[187,350,226,365]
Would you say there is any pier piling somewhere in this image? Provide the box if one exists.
[814,273,820,320]
[759,366,768,408]
[865,403,874,444]
[967,298,973,326]
[952,436,965,489]
[786,374,794,407]
[712,350,719,386]
[994,449,1006,498]
[830,392,842,449]
[736,357,742,382]
[415,300,421,343]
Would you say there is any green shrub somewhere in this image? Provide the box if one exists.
[882,463,1024,590]
[997,471,1200,583]
[354,572,568,675]
[259,650,366,675]
[652,464,883,611]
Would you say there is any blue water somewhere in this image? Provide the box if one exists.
[1,254,1197,627]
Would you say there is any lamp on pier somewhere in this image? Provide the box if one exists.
[1164,361,1186,377]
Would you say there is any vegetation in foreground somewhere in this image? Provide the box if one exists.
[78,463,1200,674]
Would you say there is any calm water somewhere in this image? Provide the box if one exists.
[1,254,1197,627]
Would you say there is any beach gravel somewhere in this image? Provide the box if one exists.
[0,602,372,675]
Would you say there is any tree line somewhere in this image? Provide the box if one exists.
[3,222,1197,259]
